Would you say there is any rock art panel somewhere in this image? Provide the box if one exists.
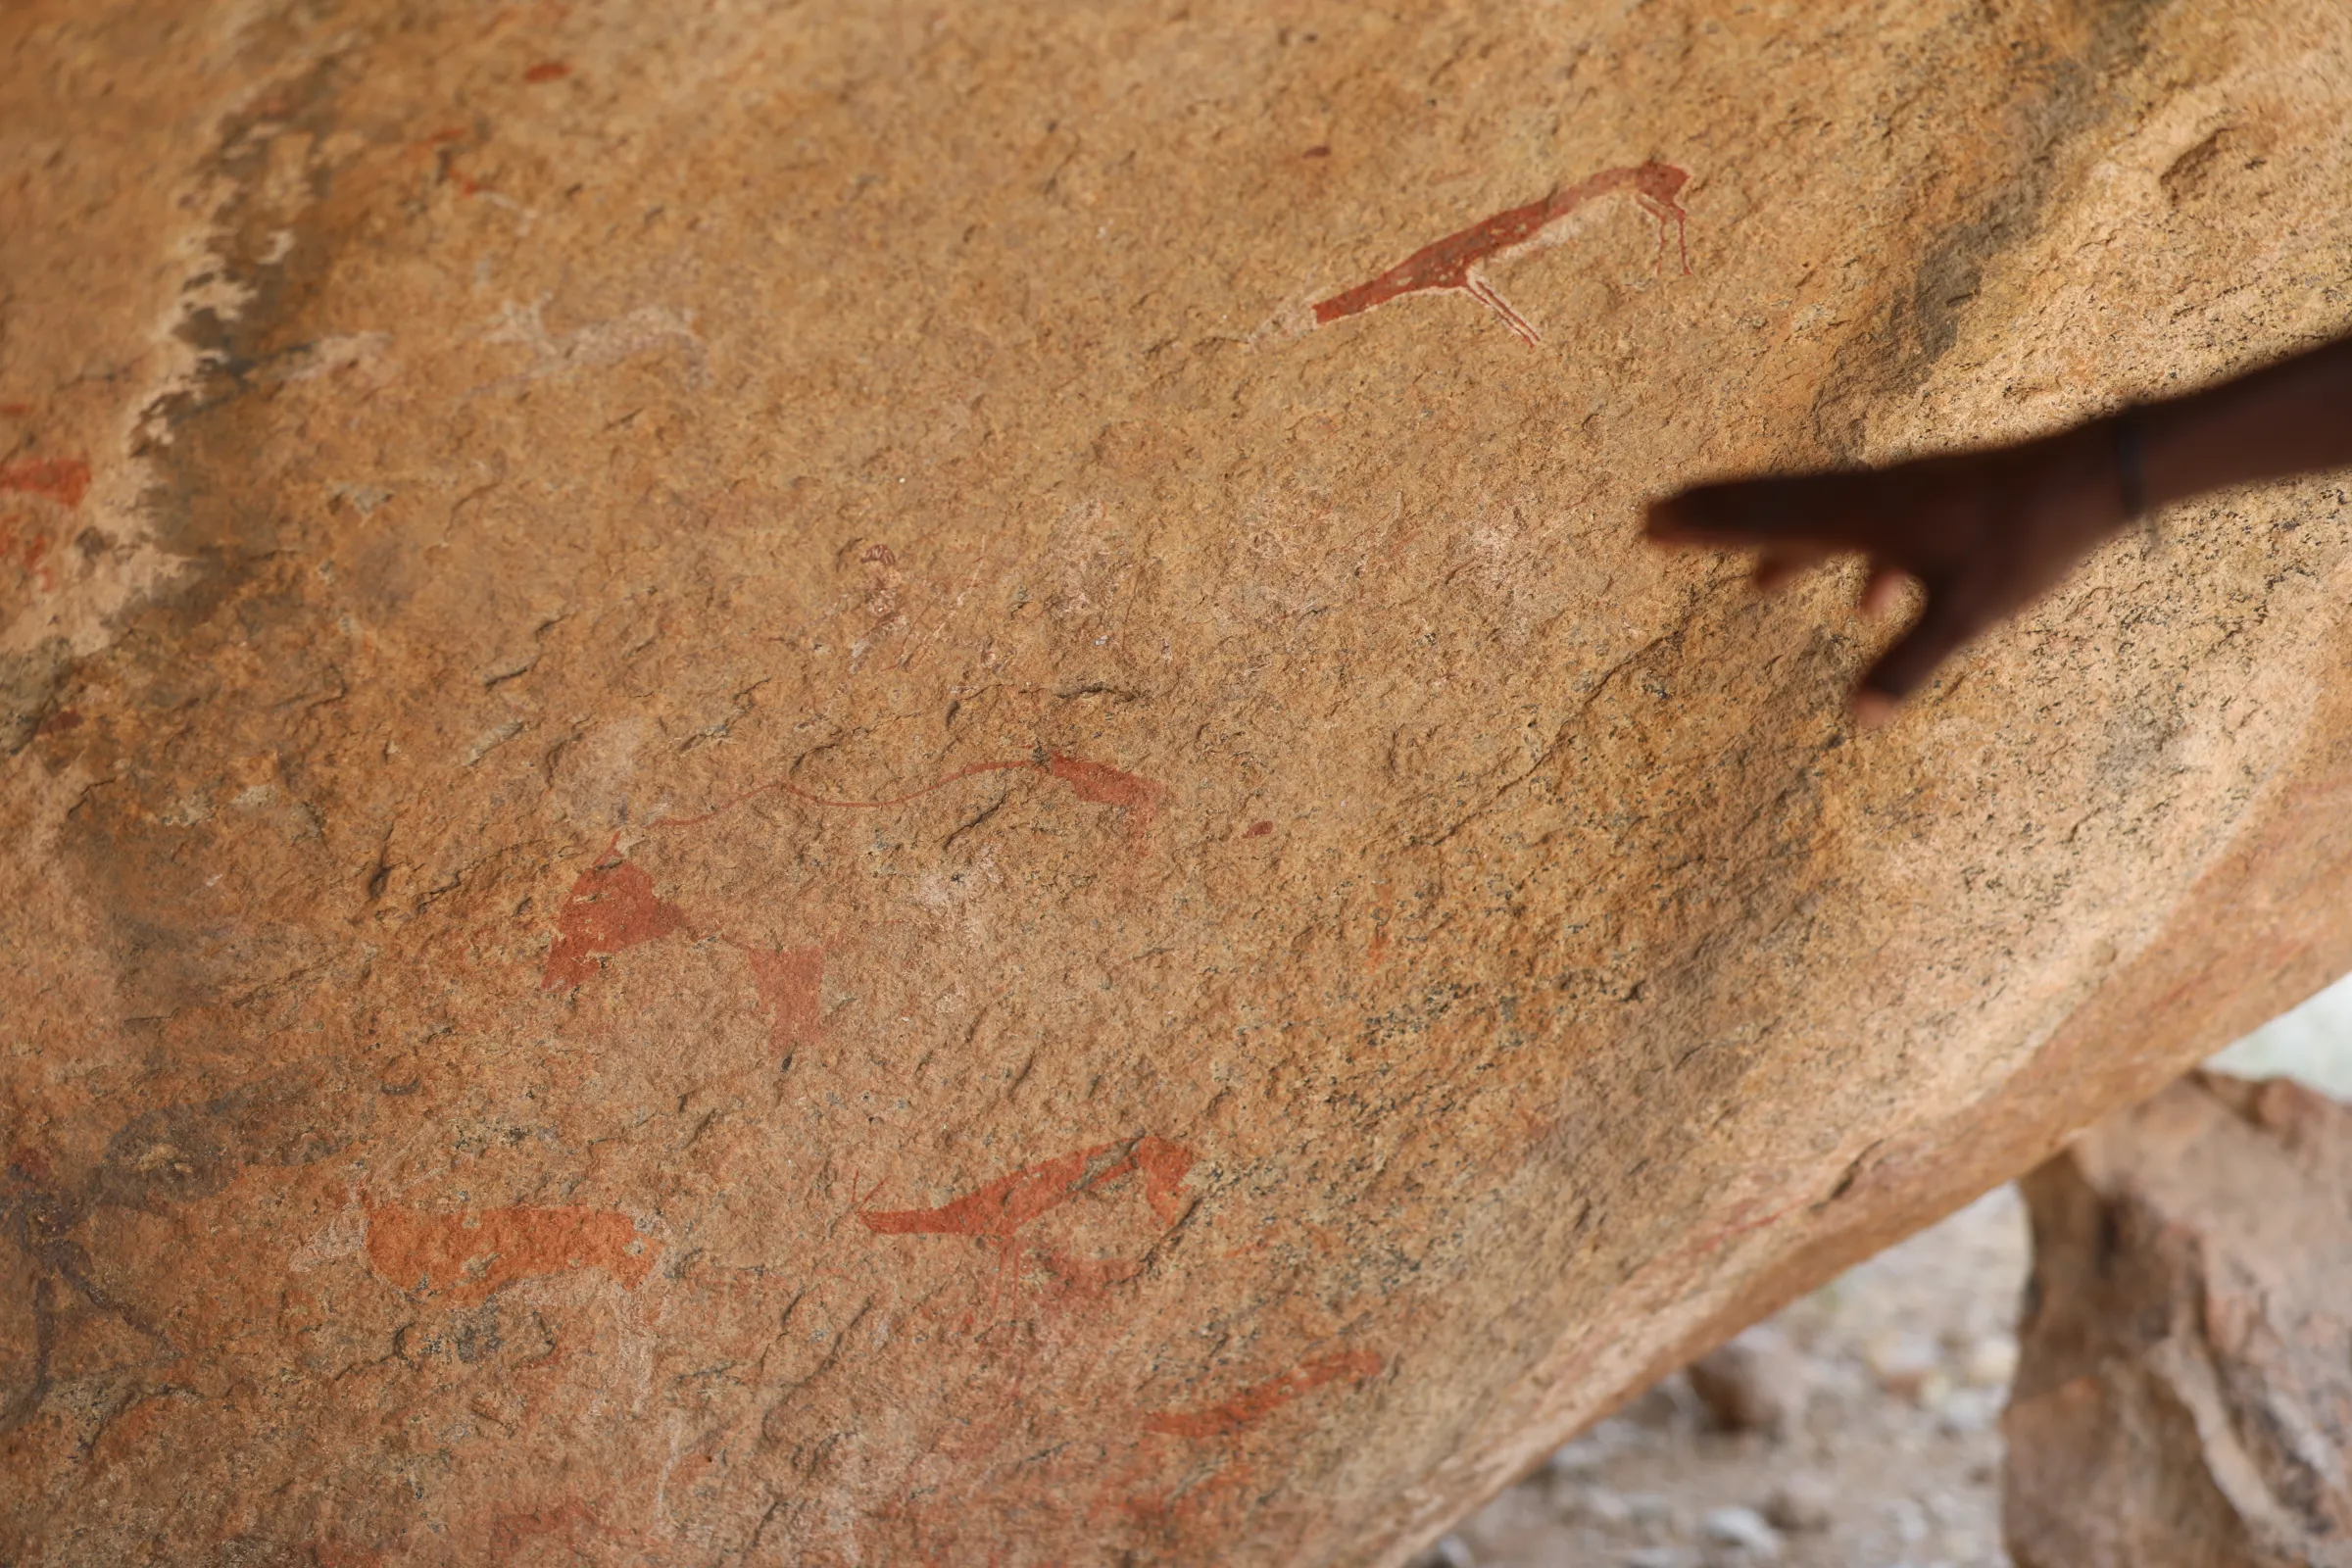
[5,1,2352,1565]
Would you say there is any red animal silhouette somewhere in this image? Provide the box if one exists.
[1314,161,1691,345]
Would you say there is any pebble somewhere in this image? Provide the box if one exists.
[1627,1493,1680,1528]
[1763,1474,1836,1533]
[1545,1433,1612,1478]
[1405,1534,1475,1568]
[1962,1333,2020,1388]
[1863,1329,1944,1397]
[1936,1386,2003,1437]
[1701,1505,1784,1558]
[1910,1368,1955,1412]
[1622,1548,1689,1568]
[1686,1326,1811,1436]
[1559,1483,1634,1526]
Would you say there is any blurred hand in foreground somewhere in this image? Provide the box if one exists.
[1644,332,2352,727]
[1645,425,2132,729]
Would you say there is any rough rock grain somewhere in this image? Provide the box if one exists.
[4,3,2352,1565]
[2005,1072,2352,1568]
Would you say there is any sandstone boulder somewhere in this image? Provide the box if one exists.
[2005,1071,2352,1568]
[5,3,2352,1564]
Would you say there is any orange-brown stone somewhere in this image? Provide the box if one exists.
[4,2,2350,1563]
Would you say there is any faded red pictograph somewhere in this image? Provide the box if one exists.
[1140,1348,1386,1438]
[539,848,688,990]
[487,1499,600,1562]
[1045,754,1169,840]
[0,454,91,594]
[0,456,91,509]
[1075,1344,1388,1541]
[860,1135,1196,1323]
[541,750,1166,996]
[861,1135,1195,1241]
[583,751,1144,1033]
[1314,160,1691,345]
[363,1200,660,1301]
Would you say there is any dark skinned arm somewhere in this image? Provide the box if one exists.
[1644,332,2352,728]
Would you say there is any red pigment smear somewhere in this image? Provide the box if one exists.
[1245,819,1273,838]
[860,1134,1195,1240]
[1130,1134,1195,1225]
[0,403,33,418]
[1142,1348,1386,1439]
[1046,754,1168,839]
[523,60,571,82]
[364,1201,658,1301]
[540,857,687,990]
[487,1499,600,1561]
[1671,1191,1807,1269]
[749,945,824,1054]
[0,456,90,510]
[1313,160,1691,345]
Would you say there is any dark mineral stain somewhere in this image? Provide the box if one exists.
[1809,0,2169,454]
[95,1080,350,1211]
[56,49,368,1016]
[1,1076,346,1432]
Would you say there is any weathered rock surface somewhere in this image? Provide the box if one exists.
[3,3,2351,1564]
[2005,1072,2352,1568]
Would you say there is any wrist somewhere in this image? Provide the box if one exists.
[2112,410,2150,522]
[2132,396,2209,512]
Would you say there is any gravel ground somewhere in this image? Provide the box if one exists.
[1413,976,2352,1568]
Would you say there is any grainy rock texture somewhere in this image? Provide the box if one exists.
[2006,1072,2352,1568]
[3,3,2351,1564]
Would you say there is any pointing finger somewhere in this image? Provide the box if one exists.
[1859,563,1910,617]
[1645,471,1876,550]
[1857,586,1982,715]
[1751,545,1828,594]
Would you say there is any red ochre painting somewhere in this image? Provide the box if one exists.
[1314,160,1691,344]
[537,751,1169,998]
[507,746,1388,1543]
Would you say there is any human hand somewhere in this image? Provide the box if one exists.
[1644,421,2134,727]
